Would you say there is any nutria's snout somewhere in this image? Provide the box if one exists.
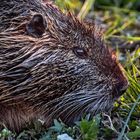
[120,80,129,94]
[113,79,129,98]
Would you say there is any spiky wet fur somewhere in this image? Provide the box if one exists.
[0,0,128,132]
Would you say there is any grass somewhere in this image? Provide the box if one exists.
[1,0,140,139]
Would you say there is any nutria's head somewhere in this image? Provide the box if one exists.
[0,0,128,125]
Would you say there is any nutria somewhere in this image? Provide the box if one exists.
[0,0,128,132]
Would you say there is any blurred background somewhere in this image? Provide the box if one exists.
[55,0,140,11]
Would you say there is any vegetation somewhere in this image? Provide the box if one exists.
[0,0,140,139]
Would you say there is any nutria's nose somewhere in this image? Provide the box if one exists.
[115,80,129,96]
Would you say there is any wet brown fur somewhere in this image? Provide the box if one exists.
[0,0,128,132]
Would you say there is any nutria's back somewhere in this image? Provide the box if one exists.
[0,0,128,132]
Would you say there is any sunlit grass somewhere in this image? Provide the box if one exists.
[77,0,95,20]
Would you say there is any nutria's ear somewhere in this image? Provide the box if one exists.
[26,14,46,37]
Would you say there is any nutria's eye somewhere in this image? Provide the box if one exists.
[73,47,88,59]
[26,14,46,37]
